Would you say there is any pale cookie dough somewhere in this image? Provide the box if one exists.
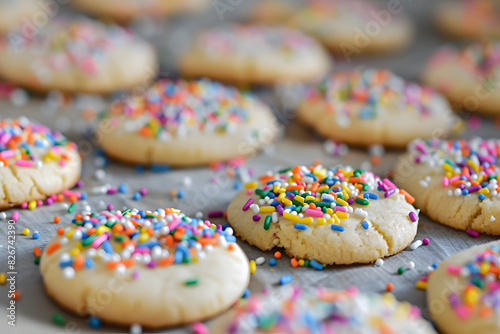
[40,207,250,329]
[72,0,208,22]
[0,17,157,94]
[99,78,278,167]
[297,68,457,148]
[0,117,80,210]
[435,0,500,39]
[0,0,40,33]
[394,138,500,235]
[428,241,500,334]
[215,286,436,334]
[227,164,419,265]
[287,0,413,56]
[180,25,330,84]
[250,1,295,25]
[423,41,500,115]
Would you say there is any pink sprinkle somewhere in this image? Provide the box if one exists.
[422,238,430,245]
[107,204,113,211]
[420,276,428,282]
[132,271,140,279]
[455,305,472,319]
[334,206,347,213]
[36,200,43,206]
[383,178,397,189]
[91,233,109,249]
[12,211,19,222]
[192,322,209,334]
[246,189,252,195]
[169,217,181,230]
[140,187,147,196]
[133,248,150,255]
[59,160,66,167]
[242,198,254,211]
[446,265,462,275]
[263,185,269,190]
[46,198,53,205]
[466,228,480,238]
[20,202,28,209]
[442,177,449,187]
[211,177,218,183]
[305,209,323,217]
[15,160,34,167]
[467,115,481,130]
[0,149,14,158]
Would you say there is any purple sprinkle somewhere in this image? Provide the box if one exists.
[252,215,261,222]
[422,238,430,245]
[107,187,118,195]
[384,189,395,198]
[287,193,295,199]
[208,210,224,218]
[449,293,460,308]
[242,198,254,211]
[46,197,53,205]
[132,271,140,279]
[140,187,147,196]
[347,198,354,205]
[276,204,284,215]
[409,212,417,222]
[76,180,84,188]
[107,204,113,211]
[216,224,222,231]
[466,228,480,238]
[147,261,155,268]
[467,185,482,193]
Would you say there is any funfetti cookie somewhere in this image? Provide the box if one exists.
[394,138,500,235]
[0,0,39,33]
[218,286,436,334]
[435,0,500,39]
[296,68,457,148]
[99,78,277,167]
[40,206,250,329]
[180,25,330,84]
[226,164,419,265]
[0,17,157,94]
[423,41,500,115]
[287,0,413,58]
[72,0,208,22]
[0,117,81,210]
[427,241,500,334]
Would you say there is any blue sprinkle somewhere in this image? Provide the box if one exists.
[225,236,236,243]
[150,164,171,172]
[279,274,294,285]
[491,244,499,252]
[84,258,94,269]
[309,259,323,271]
[174,250,183,264]
[331,224,345,232]
[269,258,277,266]
[80,192,88,200]
[462,189,469,196]
[177,190,185,199]
[361,221,369,230]
[478,194,486,201]
[363,192,379,200]
[102,240,113,254]
[59,260,73,268]
[432,262,439,269]
[233,182,242,190]
[118,183,128,193]
[135,165,145,173]
[133,192,141,201]
[294,223,308,230]
[88,316,101,328]
[242,289,251,298]
[32,232,40,240]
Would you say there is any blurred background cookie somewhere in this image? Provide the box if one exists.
[0,0,40,34]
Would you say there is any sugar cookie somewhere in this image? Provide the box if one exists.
[435,0,500,39]
[72,0,208,22]
[250,1,294,25]
[427,241,500,334]
[226,164,419,265]
[217,286,436,334]
[287,0,413,56]
[40,206,250,329]
[297,68,457,148]
[0,17,157,94]
[0,117,81,210]
[180,25,330,84]
[0,0,40,33]
[99,78,277,167]
[423,41,500,115]
[394,138,500,235]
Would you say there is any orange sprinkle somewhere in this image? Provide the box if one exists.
[286,185,304,191]
[166,235,175,248]
[158,255,174,266]
[57,194,64,202]
[69,195,78,203]
[310,182,319,192]
[73,255,84,270]
[371,155,382,166]
[399,189,415,204]
[75,214,83,221]
[274,251,282,259]
[33,247,42,257]
[291,166,301,174]
[121,258,135,267]
[112,224,124,233]
[291,258,298,267]
[106,261,119,270]
[10,290,20,300]
[386,283,394,292]
[227,244,235,251]
[53,216,60,224]
[139,127,153,137]
[56,227,64,235]
[46,242,60,255]
[480,305,493,318]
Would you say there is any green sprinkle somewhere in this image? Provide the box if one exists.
[264,216,271,230]
[34,256,40,265]
[105,221,116,228]
[90,212,98,217]
[255,189,270,198]
[81,234,97,247]
[305,260,310,267]
[68,202,76,214]
[294,206,302,213]
[471,277,484,289]
[278,167,292,173]
[74,220,84,226]
[397,267,405,275]
[184,278,199,286]
[145,214,156,219]
[354,169,365,177]
[122,209,131,215]
[355,198,370,206]
[291,198,302,206]
[114,235,126,242]
[314,202,331,207]
[52,313,67,326]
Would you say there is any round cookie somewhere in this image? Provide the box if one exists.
[427,241,500,334]
[287,0,413,56]
[72,0,208,22]
[0,17,157,94]
[434,0,500,39]
[226,164,419,265]
[40,206,250,329]
[0,117,81,210]
[423,41,500,115]
[297,68,457,148]
[250,1,295,25]
[99,78,278,167]
[394,138,500,235]
[180,25,330,84]
[217,286,436,333]
[0,0,40,33]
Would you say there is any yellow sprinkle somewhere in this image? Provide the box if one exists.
[293,195,304,204]
[139,233,149,243]
[172,208,181,213]
[273,185,280,193]
[332,214,340,224]
[69,248,80,257]
[479,188,490,195]
[382,293,396,304]
[278,192,286,200]
[22,228,30,236]
[326,218,334,225]
[336,212,349,220]
[395,303,411,318]
[317,218,326,225]
[442,163,454,173]
[210,224,217,230]
[344,171,354,177]
[342,191,349,199]
[480,262,490,275]
[298,259,305,266]
[337,198,348,206]
[66,229,74,239]
[245,182,258,189]
[282,199,293,207]
[416,281,427,290]
[326,208,333,215]
[250,260,257,274]
[305,196,315,202]
[299,217,314,224]
[317,186,328,193]
[465,288,480,306]
[0,273,6,285]
[28,200,37,210]
[96,226,111,235]
[278,187,286,193]
[445,171,453,178]
[259,207,275,213]
[340,185,350,195]
[466,159,479,172]
[283,211,299,223]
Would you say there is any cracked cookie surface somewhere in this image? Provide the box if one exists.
[227,164,419,265]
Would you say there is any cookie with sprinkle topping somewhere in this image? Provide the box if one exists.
[423,40,500,115]
[297,68,457,148]
[0,17,157,94]
[99,78,277,167]
[180,24,330,84]
[428,241,500,334]
[215,286,436,334]
[0,0,40,33]
[40,206,250,329]
[394,138,500,235]
[0,117,80,210]
[226,164,419,265]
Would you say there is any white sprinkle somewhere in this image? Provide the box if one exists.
[491,216,496,222]
[354,208,368,218]
[375,259,384,267]
[255,257,265,265]
[183,177,192,186]
[130,323,142,334]
[419,180,428,187]
[407,261,415,270]
[195,212,203,219]
[115,264,126,276]
[250,204,260,214]
[225,227,234,236]
[271,212,278,223]
[62,267,75,280]
[94,169,106,181]
[410,240,423,250]
[0,212,6,220]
